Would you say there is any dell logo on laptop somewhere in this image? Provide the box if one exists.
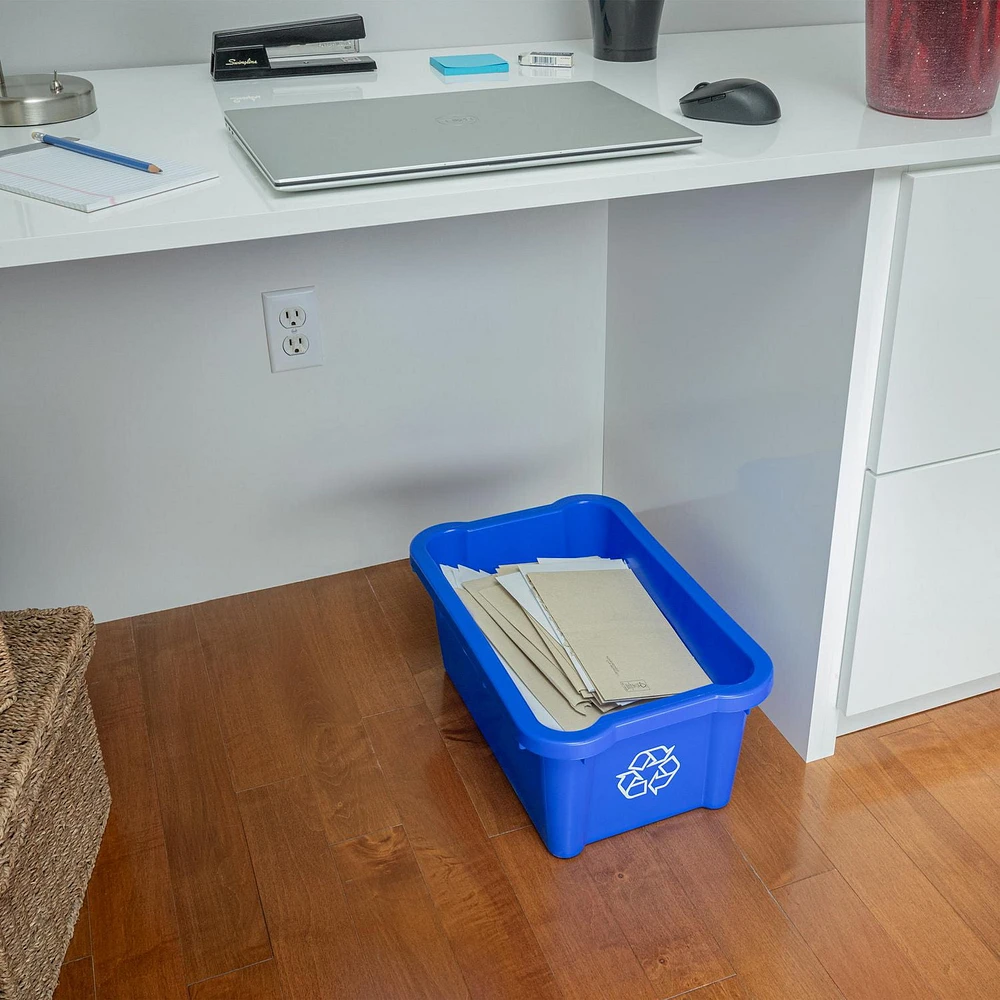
[436,114,479,127]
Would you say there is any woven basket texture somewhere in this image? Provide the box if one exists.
[0,608,110,1000]
[0,623,13,715]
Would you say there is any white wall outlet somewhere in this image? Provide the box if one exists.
[262,287,324,372]
[283,333,309,355]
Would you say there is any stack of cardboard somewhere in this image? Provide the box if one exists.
[440,557,710,731]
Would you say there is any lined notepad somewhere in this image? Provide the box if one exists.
[0,143,218,212]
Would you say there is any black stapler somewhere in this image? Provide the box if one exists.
[211,15,376,80]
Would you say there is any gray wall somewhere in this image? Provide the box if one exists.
[0,204,608,622]
[2,0,863,74]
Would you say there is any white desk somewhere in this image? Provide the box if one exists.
[2,23,997,760]
[4,24,1000,270]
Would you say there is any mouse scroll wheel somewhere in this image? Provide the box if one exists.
[694,82,710,91]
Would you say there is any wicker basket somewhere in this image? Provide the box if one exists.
[0,623,13,716]
[0,608,110,1000]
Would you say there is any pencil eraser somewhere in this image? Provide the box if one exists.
[429,54,509,76]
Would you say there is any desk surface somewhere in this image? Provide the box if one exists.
[3,22,1000,270]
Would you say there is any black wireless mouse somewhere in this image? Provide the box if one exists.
[679,79,781,125]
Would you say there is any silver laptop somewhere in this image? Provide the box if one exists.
[224,81,701,190]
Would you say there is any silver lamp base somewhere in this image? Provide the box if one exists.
[0,73,97,127]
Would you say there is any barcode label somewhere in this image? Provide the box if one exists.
[520,51,574,68]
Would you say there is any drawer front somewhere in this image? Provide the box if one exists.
[845,451,1000,717]
[874,162,1000,474]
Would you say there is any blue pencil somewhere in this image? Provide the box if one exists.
[31,131,162,173]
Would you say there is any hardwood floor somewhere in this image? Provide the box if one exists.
[57,560,1000,998]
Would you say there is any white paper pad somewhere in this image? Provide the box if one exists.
[0,142,218,212]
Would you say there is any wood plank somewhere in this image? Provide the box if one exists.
[332,826,469,999]
[742,711,1000,999]
[413,660,461,723]
[238,775,370,999]
[87,619,141,726]
[930,691,1000,785]
[683,980,750,1000]
[91,704,164,868]
[63,896,91,964]
[647,810,842,1000]
[193,590,312,790]
[832,727,1000,956]
[366,705,559,1000]
[89,844,187,1000]
[87,621,164,869]
[583,827,732,997]
[187,961,282,1000]
[287,574,404,842]
[851,712,934,738]
[193,585,397,850]
[134,606,271,985]
[134,607,237,761]
[306,719,401,846]
[716,709,834,888]
[54,958,95,1000]
[201,579,372,782]
[774,869,934,1000]
[416,663,528,838]
[307,569,422,717]
[369,561,527,835]
[195,581,401,849]
[493,826,655,1000]
[882,720,1000,866]
[436,708,528,837]
[365,559,443,678]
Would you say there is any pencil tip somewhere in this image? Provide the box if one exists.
[149,165,162,173]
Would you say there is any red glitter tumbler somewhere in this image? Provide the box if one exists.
[867,0,1000,118]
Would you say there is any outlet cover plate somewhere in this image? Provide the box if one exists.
[262,286,324,372]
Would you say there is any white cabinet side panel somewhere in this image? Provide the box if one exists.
[811,168,903,760]
[604,172,872,759]
[846,449,1000,716]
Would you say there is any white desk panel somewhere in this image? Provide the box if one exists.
[3,24,1000,270]
[603,172,872,760]
[846,455,1000,716]
[873,163,1000,474]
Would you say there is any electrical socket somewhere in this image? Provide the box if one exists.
[279,306,306,330]
[283,334,309,355]
[262,287,324,372]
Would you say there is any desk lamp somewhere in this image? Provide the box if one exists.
[0,58,96,127]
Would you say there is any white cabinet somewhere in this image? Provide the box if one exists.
[841,161,1000,726]
[873,163,1000,475]
[845,452,1000,717]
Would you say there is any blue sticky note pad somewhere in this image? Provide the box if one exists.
[430,54,509,76]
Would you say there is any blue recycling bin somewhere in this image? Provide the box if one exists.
[410,494,773,858]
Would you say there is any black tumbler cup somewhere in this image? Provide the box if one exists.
[589,0,666,62]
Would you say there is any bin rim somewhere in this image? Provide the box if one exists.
[410,494,773,760]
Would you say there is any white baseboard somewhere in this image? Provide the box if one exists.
[838,672,1000,736]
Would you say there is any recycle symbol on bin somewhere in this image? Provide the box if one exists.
[616,745,681,799]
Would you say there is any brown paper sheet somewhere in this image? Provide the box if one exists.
[527,569,711,703]
[456,591,601,731]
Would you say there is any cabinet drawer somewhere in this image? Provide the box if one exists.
[844,451,1000,717]
[873,162,1000,474]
